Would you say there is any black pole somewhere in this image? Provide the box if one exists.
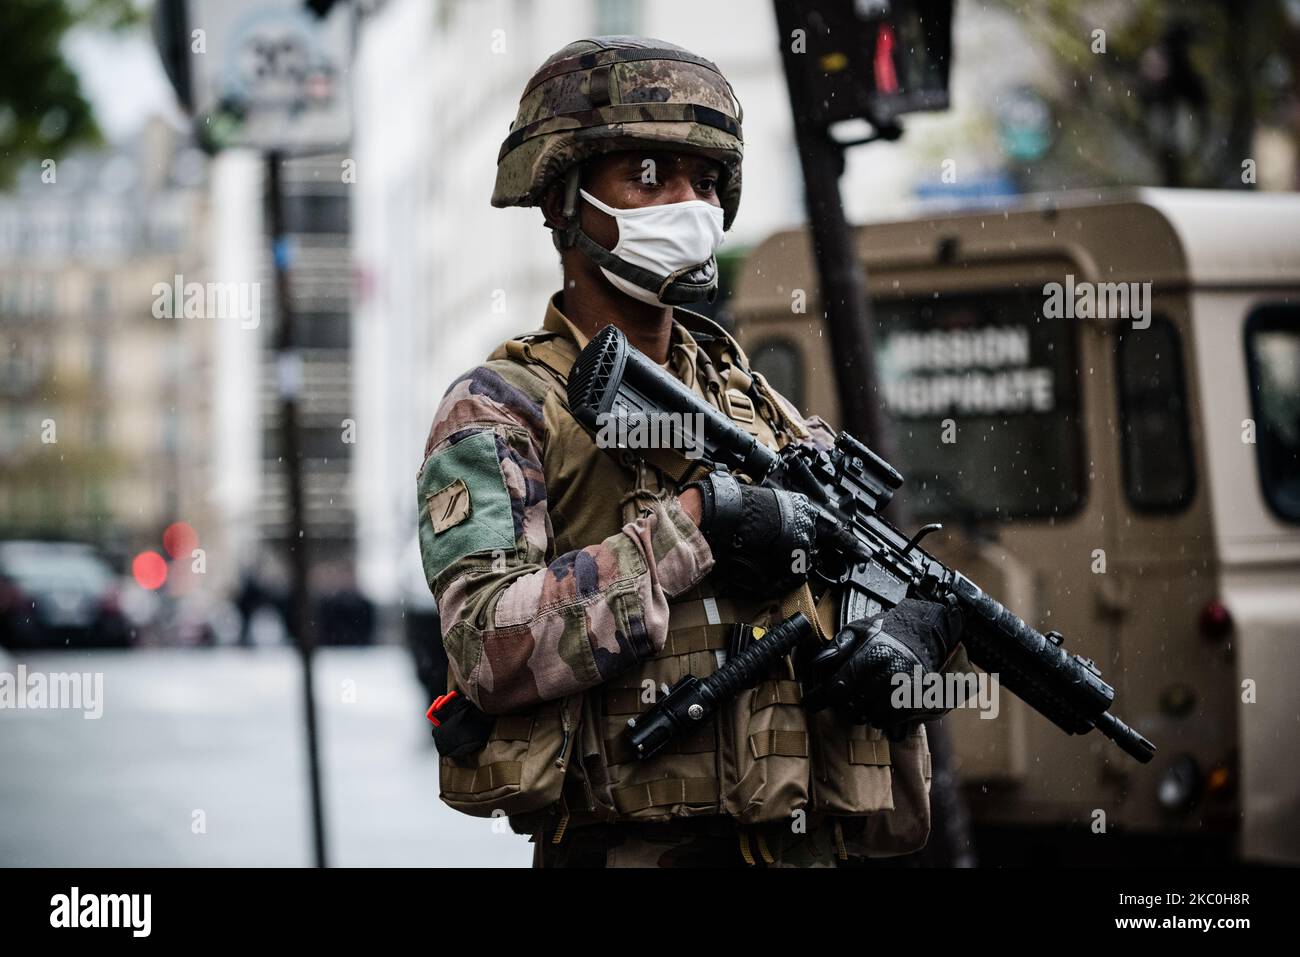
[771,0,974,866]
[773,0,893,458]
[267,150,328,869]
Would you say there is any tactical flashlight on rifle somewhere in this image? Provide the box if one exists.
[568,324,1157,765]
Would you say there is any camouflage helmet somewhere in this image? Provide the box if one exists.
[492,36,744,230]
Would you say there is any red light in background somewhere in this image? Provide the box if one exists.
[1199,599,1233,641]
[163,521,199,559]
[874,22,899,95]
[132,551,168,591]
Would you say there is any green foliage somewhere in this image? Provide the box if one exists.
[0,0,140,189]
[993,0,1296,188]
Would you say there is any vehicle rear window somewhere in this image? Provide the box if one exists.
[748,336,806,410]
[1117,317,1195,512]
[1245,305,1300,524]
[875,290,1084,521]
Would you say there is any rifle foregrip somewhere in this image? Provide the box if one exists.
[949,573,1155,763]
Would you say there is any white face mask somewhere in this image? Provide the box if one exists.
[580,188,725,306]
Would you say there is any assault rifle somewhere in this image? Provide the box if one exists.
[566,324,1156,765]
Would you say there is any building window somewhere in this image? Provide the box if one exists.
[1245,305,1300,524]
[1116,317,1195,513]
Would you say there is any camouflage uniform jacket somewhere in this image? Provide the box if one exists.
[417,294,921,867]
[419,294,834,712]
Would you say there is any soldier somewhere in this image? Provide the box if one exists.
[418,36,965,867]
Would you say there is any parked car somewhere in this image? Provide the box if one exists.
[0,541,132,649]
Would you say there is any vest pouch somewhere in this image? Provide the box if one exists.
[597,646,724,823]
[807,709,896,815]
[853,723,933,856]
[720,673,811,825]
[438,692,581,818]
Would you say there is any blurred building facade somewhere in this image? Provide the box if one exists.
[0,117,211,563]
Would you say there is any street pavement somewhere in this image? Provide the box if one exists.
[0,645,533,867]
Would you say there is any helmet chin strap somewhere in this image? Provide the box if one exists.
[553,167,720,306]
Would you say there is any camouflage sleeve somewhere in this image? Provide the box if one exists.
[417,360,714,714]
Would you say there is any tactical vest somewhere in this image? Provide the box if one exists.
[436,312,933,857]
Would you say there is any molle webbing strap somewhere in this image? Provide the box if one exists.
[442,761,523,794]
[749,730,809,759]
[603,687,646,716]
[492,715,535,741]
[848,737,892,767]
[605,622,762,703]
[832,819,849,861]
[655,623,733,658]
[694,333,794,443]
[611,777,719,814]
[587,64,613,107]
[550,796,571,844]
[780,584,830,644]
[667,596,749,629]
[751,679,802,711]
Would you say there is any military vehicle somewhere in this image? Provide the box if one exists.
[731,188,1300,864]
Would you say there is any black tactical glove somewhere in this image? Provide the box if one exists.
[800,597,964,740]
[686,470,817,596]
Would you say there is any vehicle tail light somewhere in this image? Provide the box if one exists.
[1198,599,1233,641]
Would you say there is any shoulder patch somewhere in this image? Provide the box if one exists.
[418,430,516,582]
[429,477,472,533]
